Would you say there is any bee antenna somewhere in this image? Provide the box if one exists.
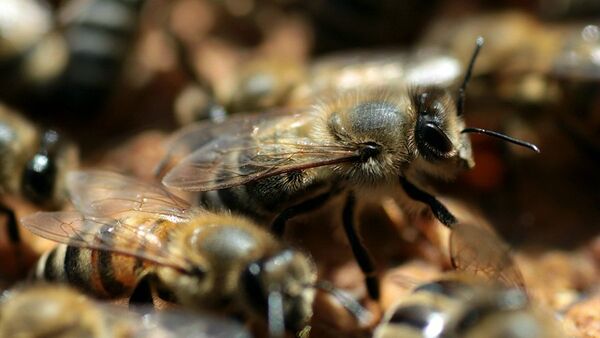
[457,36,484,117]
[267,289,286,338]
[461,128,541,153]
[311,280,373,326]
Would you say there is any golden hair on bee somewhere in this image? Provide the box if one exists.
[310,88,417,186]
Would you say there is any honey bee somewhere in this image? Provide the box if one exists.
[0,0,145,118]
[0,284,252,338]
[177,48,463,122]
[420,10,600,107]
[0,103,78,271]
[374,275,566,338]
[159,38,540,300]
[375,219,564,338]
[22,170,337,336]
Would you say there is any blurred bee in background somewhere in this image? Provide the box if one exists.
[375,274,566,338]
[420,10,600,110]
[551,23,600,156]
[159,38,540,301]
[375,219,564,338]
[173,45,465,124]
[0,0,146,121]
[0,103,78,281]
[22,171,369,337]
[0,283,252,338]
[0,104,78,208]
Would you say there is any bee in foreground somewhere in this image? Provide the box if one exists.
[159,38,540,300]
[376,218,564,338]
[375,274,566,338]
[0,283,251,338]
[22,171,368,337]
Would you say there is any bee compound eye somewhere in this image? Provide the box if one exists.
[416,120,454,160]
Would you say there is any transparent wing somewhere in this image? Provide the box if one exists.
[162,109,360,191]
[162,134,360,191]
[67,170,191,222]
[133,309,252,338]
[154,107,311,177]
[21,211,190,270]
[449,221,526,290]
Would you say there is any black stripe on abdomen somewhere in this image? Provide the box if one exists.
[64,246,91,291]
[42,245,67,281]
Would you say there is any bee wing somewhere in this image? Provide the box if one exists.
[449,221,526,290]
[21,211,189,270]
[162,109,360,191]
[162,134,359,191]
[154,107,311,177]
[67,170,191,222]
[132,309,252,338]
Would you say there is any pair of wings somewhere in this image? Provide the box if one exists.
[158,108,361,191]
[22,171,196,270]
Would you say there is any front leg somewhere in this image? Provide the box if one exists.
[399,176,457,227]
[342,191,379,300]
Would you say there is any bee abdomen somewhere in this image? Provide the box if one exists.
[58,0,145,113]
[33,244,137,298]
[376,304,448,338]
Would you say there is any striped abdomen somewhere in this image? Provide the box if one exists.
[33,244,142,299]
[58,0,145,114]
[376,279,561,338]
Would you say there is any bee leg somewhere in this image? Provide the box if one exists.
[0,202,20,244]
[129,275,155,310]
[342,191,379,300]
[270,191,334,237]
[399,177,457,227]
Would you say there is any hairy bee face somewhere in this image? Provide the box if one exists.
[408,87,474,181]
[318,87,474,185]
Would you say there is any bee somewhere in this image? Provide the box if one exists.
[0,0,145,118]
[0,283,252,338]
[420,10,600,108]
[159,38,540,300]
[21,170,365,336]
[177,48,463,123]
[374,275,566,338]
[0,104,78,270]
[551,23,600,154]
[375,219,564,338]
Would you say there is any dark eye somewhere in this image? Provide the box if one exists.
[423,123,453,153]
[416,119,454,160]
[21,130,60,206]
[21,152,57,205]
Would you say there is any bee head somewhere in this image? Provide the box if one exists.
[241,249,316,334]
[21,130,78,207]
[410,37,539,181]
[408,87,475,180]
